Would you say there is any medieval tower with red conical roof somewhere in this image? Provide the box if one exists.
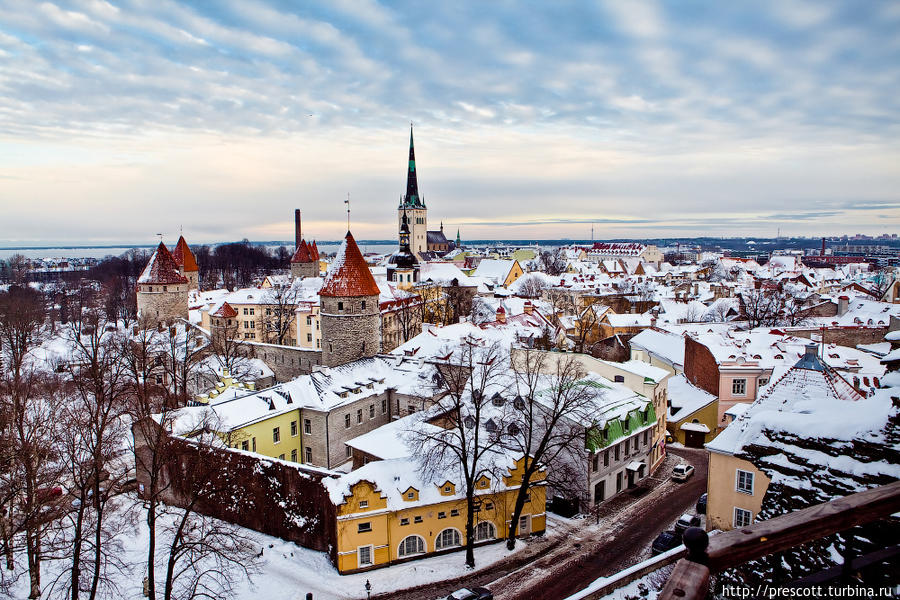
[136,242,189,326]
[171,235,199,291]
[318,231,381,367]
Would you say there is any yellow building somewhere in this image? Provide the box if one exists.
[665,374,718,448]
[705,451,770,531]
[325,455,546,573]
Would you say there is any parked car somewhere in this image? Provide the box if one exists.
[672,464,694,482]
[696,493,707,514]
[448,588,493,600]
[674,513,702,534]
[651,530,682,555]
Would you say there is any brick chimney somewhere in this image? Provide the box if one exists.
[523,301,533,315]
[838,295,849,316]
[496,306,507,324]
[295,209,302,250]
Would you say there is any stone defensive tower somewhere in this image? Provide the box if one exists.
[171,235,199,291]
[290,210,320,279]
[319,231,381,367]
[136,242,189,327]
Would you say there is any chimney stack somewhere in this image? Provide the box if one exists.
[523,301,533,315]
[838,295,849,316]
[295,209,302,250]
[496,306,507,324]
[821,237,826,257]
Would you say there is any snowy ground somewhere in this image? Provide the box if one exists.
[7,494,536,600]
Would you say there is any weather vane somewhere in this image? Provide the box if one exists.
[344,193,351,231]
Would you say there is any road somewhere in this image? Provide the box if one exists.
[382,446,708,600]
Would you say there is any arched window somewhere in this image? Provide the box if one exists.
[464,416,475,429]
[475,521,496,542]
[435,528,461,550]
[398,535,425,557]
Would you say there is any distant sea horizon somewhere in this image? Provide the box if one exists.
[0,235,881,260]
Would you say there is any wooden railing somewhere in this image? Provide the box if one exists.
[659,480,900,600]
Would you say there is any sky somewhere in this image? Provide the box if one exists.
[1,0,899,246]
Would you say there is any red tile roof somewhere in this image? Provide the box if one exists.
[211,301,237,318]
[291,240,314,263]
[138,243,188,285]
[320,232,380,297]
[172,236,199,272]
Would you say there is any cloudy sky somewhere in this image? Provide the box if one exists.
[1,0,899,245]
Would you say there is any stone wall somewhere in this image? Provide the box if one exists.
[133,418,336,557]
[248,341,322,382]
[136,284,188,326]
[320,294,381,367]
[291,261,318,279]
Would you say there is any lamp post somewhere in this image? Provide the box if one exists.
[365,579,372,600]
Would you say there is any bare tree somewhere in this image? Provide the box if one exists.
[408,340,510,568]
[0,285,59,598]
[504,350,598,549]
[535,249,567,276]
[61,305,134,600]
[515,273,549,299]
[739,287,784,329]
[161,325,206,407]
[261,284,299,346]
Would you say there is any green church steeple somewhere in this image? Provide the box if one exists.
[401,124,424,209]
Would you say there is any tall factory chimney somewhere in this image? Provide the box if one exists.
[821,237,826,256]
[295,209,302,250]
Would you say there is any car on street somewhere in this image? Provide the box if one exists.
[651,530,682,555]
[674,513,702,535]
[448,587,493,600]
[672,464,694,482]
[696,493,707,514]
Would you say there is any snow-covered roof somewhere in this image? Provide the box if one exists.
[629,329,685,368]
[667,374,716,421]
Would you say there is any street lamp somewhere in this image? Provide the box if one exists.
[365,579,372,600]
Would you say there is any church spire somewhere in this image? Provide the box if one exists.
[402,124,423,208]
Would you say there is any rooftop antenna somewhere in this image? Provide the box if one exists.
[344,193,351,232]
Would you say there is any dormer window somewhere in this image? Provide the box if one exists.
[491,393,504,407]
[514,396,525,410]
[464,416,475,429]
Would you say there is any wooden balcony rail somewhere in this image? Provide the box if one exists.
[659,479,900,600]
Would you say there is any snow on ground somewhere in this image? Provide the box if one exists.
[9,494,535,600]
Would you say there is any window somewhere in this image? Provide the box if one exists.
[291,449,297,462]
[361,300,366,310]
[435,528,461,550]
[758,378,769,387]
[485,502,494,511]
[604,450,610,467]
[252,438,256,452]
[519,515,529,532]
[614,375,625,383]
[592,454,599,472]
[357,409,362,424]
[614,445,620,461]
[243,308,248,315]
[382,399,387,414]
[732,378,747,396]
[594,481,605,503]
[273,427,280,443]
[398,535,425,557]
[450,509,460,517]
[734,508,753,528]
[249,308,254,315]
[475,521,496,541]
[634,436,639,450]
[616,472,622,492]
[357,522,372,533]
[414,515,423,523]
[278,453,285,460]
[307,333,312,342]
[400,518,409,526]
[369,404,375,418]
[346,445,352,458]
[241,440,249,451]
[337,301,344,311]
[624,441,630,457]
[444,485,452,493]
[305,447,311,463]
[290,421,298,436]
[736,469,754,495]
[358,546,372,566]
[643,430,649,445]
[407,491,415,499]
[438,511,446,519]
[345,414,351,428]
[359,500,369,509]
[304,419,311,434]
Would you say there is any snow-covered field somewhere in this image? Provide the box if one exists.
[8,495,532,600]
